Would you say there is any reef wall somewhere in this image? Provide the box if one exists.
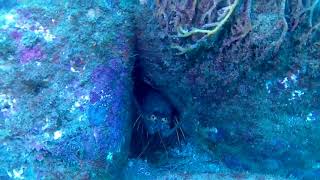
[132,0,320,178]
[0,1,135,178]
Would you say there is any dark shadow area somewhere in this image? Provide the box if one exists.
[129,59,183,164]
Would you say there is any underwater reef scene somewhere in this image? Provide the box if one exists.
[0,0,320,179]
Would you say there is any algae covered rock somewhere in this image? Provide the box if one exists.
[132,0,320,178]
[0,1,134,178]
[1,0,320,179]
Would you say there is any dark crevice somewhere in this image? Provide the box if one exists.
[128,18,185,163]
[129,55,182,164]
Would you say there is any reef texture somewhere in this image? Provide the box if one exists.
[0,0,320,179]
[133,0,320,179]
[0,1,134,179]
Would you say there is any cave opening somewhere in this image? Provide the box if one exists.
[129,59,183,164]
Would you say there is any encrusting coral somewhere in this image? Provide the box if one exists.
[155,0,239,54]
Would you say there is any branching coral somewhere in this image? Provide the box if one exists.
[273,0,288,53]
[252,0,289,59]
[155,0,240,55]
[222,0,252,48]
[290,0,320,44]
[176,0,239,38]
[307,21,320,48]
[308,0,320,27]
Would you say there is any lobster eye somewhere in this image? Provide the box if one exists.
[161,117,168,123]
[150,114,157,121]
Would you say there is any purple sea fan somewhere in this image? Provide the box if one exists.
[85,60,133,167]
[89,65,115,102]
[91,65,115,85]
[10,30,22,42]
[19,45,44,64]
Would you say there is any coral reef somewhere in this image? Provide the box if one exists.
[0,0,320,179]
[132,0,320,178]
[155,0,240,54]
